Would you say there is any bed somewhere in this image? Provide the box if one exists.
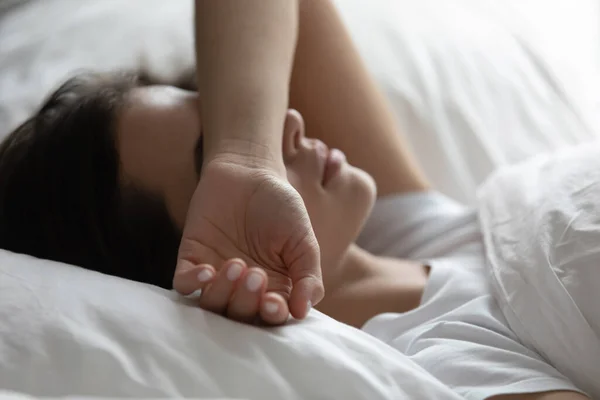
[1,0,599,398]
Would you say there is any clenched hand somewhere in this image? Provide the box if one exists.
[173,155,324,322]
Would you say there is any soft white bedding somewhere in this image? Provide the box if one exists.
[1,0,600,398]
[478,142,600,398]
[334,0,600,203]
[0,250,461,399]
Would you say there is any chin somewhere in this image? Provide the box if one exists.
[349,166,377,228]
[332,165,376,246]
[303,164,377,269]
[318,165,376,272]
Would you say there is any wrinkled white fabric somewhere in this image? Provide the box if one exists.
[478,141,600,398]
[358,192,583,400]
[0,249,461,399]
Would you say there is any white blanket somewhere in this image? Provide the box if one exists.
[477,142,600,398]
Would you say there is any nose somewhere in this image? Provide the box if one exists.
[282,109,306,163]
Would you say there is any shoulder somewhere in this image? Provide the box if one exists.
[357,191,477,259]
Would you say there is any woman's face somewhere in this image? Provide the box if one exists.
[117,85,376,271]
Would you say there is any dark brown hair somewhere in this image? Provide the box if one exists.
[0,72,181,288]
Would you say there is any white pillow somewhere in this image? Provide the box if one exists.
[0,250,461,399]
[0,0,195,134]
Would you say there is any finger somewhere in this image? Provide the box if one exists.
[175,262,216,296]
[259,292,289,325]
[289,276,323,319]
[287,245,325,319]
[174,237,222,294]
[226,267,267,323]
[199,259,246,314]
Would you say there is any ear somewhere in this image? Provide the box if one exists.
[282,109,305,161]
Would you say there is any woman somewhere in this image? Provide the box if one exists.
[0,3,589,400]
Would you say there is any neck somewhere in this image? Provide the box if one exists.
[316,244,428,328]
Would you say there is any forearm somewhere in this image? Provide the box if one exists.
[290,0,428,195]
[195,0,298,164]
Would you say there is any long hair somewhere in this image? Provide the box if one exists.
[0,72,181,288]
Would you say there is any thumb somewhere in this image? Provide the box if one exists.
[173,236,202,294]
[287,240,325,319]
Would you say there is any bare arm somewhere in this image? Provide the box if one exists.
[176,0,323,320]
[195,0,298,167]
[290,0,428,196]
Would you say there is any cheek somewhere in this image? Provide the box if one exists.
[286,168,321,217]
[286,167,347,249]
[166,166,199,229]
[286,163,375,242]
[285,169,304,196]
[291,167,376,261]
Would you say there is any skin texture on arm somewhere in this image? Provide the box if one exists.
[194,0,297,164]
[174,0,324,320]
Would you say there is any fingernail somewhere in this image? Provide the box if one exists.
[197,269,213,283]
[306,300,312,314]
[226,262,243,281]
[264,301,279,314]
[183,289,203,299]
[246,272,263,292]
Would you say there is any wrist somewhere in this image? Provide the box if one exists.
[204,139,285,175]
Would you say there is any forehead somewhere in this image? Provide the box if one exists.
[118,85,199,138]
[115,85,201,227]
[127,84,198,110]
[116,85,200,179]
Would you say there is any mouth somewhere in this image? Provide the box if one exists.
[321,147,346,187]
